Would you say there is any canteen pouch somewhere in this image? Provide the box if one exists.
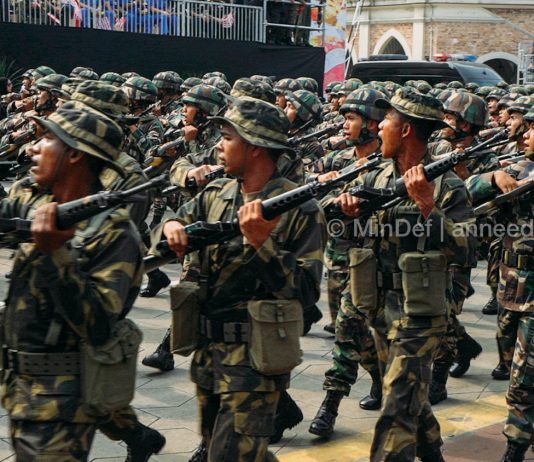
[349,248,378,312]
[170,281,201,356]
[81,318,142,416]
[398,251,449,317]
[247,300,303,375]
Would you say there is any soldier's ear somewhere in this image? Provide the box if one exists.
[401,122,411,138]
[67,148,85,164]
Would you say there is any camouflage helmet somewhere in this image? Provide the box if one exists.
[384,81,402,98]
[496,81,509,90]
[71,80,129,117]
[273,78,302,95]
[204,77,231,95]
[434,83,447,90]
[78,69,99,81]
[436,89,456,104]
[180,77,202,93]
[415,81,432,94]
[340,88,388,121]
[31,101,125,176]
[443,92,488,127]
[286,89,322,123]
[153,71,183,92]
[182,84,226,116]
[35,74,70,100]
[330,83,344,97]
[202,71,227,81]
[404,80,417,88]
[447,80,464,89]
[122,71,140,79]
[32,66,56,79]
[100,72,126,87]
[507,85,528,96]
[250,75,274,86]
[486,87,507,101]
[465,82,480,92]
[22,69,34,79]
[506,96,533,115]
[339,79,361,96]
[210,96,290,151]
[230,78,276,104]
[70,66,91,77]
[475,85,494,98]
[524,107,534,122]
[296,77,319,94]
[325,80,341,94]
[525,84,534,95]
[497,92,522,110]
[123,76,158,103]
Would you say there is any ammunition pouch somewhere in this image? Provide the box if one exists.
[247,299,303,376]
[80,318,142,416]
[349,248,378,312]
[170,281,202,356]
[398,251,449,317]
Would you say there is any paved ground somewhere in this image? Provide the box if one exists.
[0,251,531,462]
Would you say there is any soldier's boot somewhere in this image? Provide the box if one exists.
[419,448,446,462]
[449,332,483,378]
[323,323,335,334]
[309,390,344,438]
[359,369,382,410]
[140,269,171,298]
[482,291,498,315]
[142,329,174,371]
[491,361,512,380]
[125,425,166,462]
[188,441,208,462]
[270,391,304,443]
[303,304,323,336]
[429,361,450,405]
[500,441,529,462]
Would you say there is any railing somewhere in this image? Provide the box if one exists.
[0,0,325,45]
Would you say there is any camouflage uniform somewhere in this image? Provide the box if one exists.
[159,97,326,462]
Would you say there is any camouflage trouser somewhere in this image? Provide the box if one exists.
[504,312,534,445]
[327,268,347,325]
[197,387,280,462]
[486,238,502,292]
[98,406,139,444]
[370,332,443,462]
[10,420,96,461]
[497,305,521,367]
[323,282,379,395]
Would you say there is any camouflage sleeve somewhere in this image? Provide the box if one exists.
[465,172,497,204]
[131,118,164,154]
[240,201,326,307]
[33,220,143,346]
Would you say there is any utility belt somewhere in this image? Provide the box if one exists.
[502,249,534,271]
[199,314,250,344]
[3,348,81,376]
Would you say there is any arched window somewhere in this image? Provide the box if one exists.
[380,37,405,55]
[373,28,411,58]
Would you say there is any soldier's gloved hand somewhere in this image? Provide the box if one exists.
[183,125,198,142]
[187,165,214,187]
[404,164,435,219]
[163,220,189,257]
[238,199,281,250]
[492,170,518,193]
[334,192,360,217]
[31,202,76,254]
[317,171,338,183]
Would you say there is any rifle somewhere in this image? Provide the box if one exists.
[474,179,534,217]
[0,174,167,246]
[288,121,343,146]
[0,126,36,160]
[143,153,382,271]
[325,129,510,219]
[498,151,525,161]
[161,165,226,196]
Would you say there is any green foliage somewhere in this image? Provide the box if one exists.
[0,57,23,87]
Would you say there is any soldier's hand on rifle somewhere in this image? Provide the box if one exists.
[404,164,435,219]
[317,171,338,183]
[239,199,281,250]
[163,220,189,257]
[492,170,518,193]
[334,192,360,217]
[183,125,198,142]
[187,165,214,187]
[31,203,76,254]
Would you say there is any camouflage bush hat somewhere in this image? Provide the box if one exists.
[443,92,488,127]
[273,78,302,95]
[507,96,533,115]
[123,76,158,103]
[153,71,183,92]
[32,66,56,79]
[71,80,129,117]
[230,78,276,104]
[31,101,125,176]
[100,72,126,87]
[204,77,231,95]
[182,84,227,116]
[78,69,99,81]
[375,86,446,127]
[202,71,227,81]
[296,77,319,94]
[180,77,202,93]
[286,90,322,123]
[340,88,388,121]
[210,96,290,151]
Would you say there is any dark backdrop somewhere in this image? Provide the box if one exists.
[0,23,325,87]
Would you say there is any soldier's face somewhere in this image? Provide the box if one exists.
[183,103,198,125]
[441,113,457,138]
[498,108,510,126]
[284,101,297,124]
[378,109,404,158]
[343,112,363,141]
[506,112,524,138]
[331,96,339,110]
[217,124,248,175]
[276,94,286,109]
[487,98,498,114]
[28,130,69,188]
[524,121,534,151]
